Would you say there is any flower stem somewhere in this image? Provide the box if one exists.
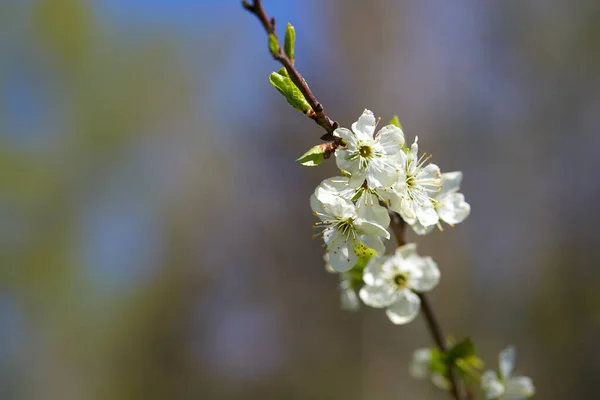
[390,212,466,400]
[242,0,340,141]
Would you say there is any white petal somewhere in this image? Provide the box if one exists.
[359,234,385,254]
[363,255,386,285]
[333,127,356,145]
[499,346,516,380]
[310,194,333,222]
[410,256,440,292]
[411,220,435,235]
[366,156,401,188]
[385,290,421,324]
[420,163,441,180]
[315,176,354,203]
[438,192,470,225]
[355,218,390,239]
[339,279,360,311]
[481,371,505,399]
[375,124,405,154]
[327,236,358,272]
[438,171,462,196]
[348,168,367,188]
[399,197,417,223]
[395,243,418,259]
[351,109,376,140]
[505,377,535,398]
[357,192,390,229]
[409,348,432,379]
[335,148,358,173]
[359,284,397,308]
[416,201,439,227]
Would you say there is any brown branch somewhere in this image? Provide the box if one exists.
[243,2,469,398]
[242,0,340,142]
[390,211,466,400]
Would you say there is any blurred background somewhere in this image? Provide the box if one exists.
[1,0,599,399]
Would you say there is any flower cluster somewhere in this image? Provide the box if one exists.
[309,110,534,397]
[310,109,470,321]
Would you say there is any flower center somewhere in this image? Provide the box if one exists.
[393,273,408,289]
[333,218,355,240]
[358,145,373,159]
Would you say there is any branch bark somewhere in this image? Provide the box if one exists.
[390,212,466,400]
[242,0,339,141]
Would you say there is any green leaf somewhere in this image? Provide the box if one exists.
[429,348,449,375]
[269,71,312,113]
[296,144,325,167]
[447,337,476,362]
[277,67,289,78]
[268,33,279,56]
[390,115,403,130]
[284,23,296,62]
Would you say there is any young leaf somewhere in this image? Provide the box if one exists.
[447,337,476,362]
[390,115,403,130]
[284,23,296,62]
[268,33,279,56]
[296,144,325,166]
[269,71,312,114]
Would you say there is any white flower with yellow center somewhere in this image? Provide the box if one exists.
[481,346,535,400]
[359,244,440,324]
[388,137,442,228]
[334,109,405,189]
[315,176,391,229]
[411,171,471,235]
[310,188,389,273]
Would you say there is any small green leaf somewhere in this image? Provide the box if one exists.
[284,23,296,62]
[269,71,312,113]
[277,67,289,77]
[390,115,403,130]
[296,144,325,167]
[268,33,279,56]
[447,337,476,362]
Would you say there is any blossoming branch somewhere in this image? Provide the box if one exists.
[242,1,535,399]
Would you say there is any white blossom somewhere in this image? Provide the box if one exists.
[315,176,391,229]
[324,254,361,311]
[339,274,360,311]
[359,243,440,324]
[334,109,405,189]
[311,186,389,273]
[388,137,442,228]
[411,171,471,235]
[481,346,535,400]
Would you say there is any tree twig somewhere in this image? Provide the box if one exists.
[242,0,340,141]
[390,211,466,400]
[243,2,469,398]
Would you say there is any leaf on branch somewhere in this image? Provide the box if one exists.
[284,23,296,63]
[268,33,279,56]
[269,70,312,114]
[390,115,403,130]
[447,337,476,361]
[296,144,325,166]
